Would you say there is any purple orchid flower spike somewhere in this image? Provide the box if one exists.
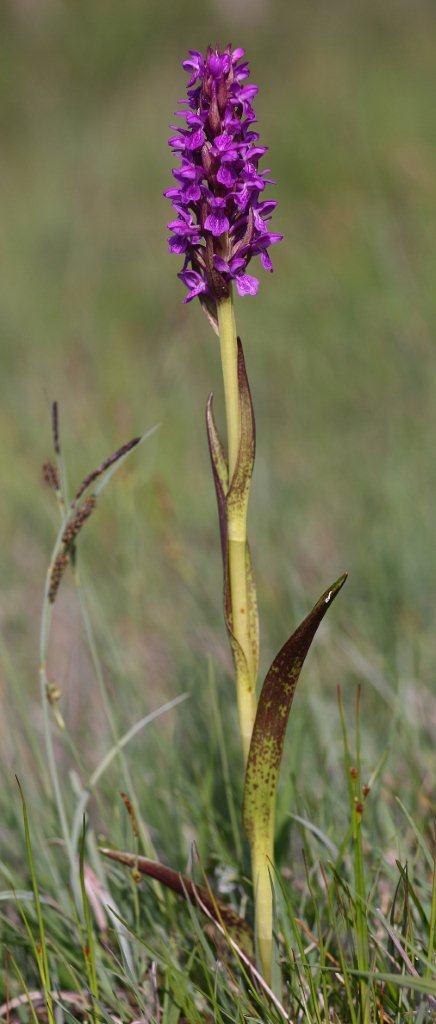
[165,44,282,306]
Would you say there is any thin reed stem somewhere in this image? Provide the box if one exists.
[39,518,80,908]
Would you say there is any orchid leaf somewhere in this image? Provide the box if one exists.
[243,573,347,844]
[205,394,229,494]
[243,573,347,981]
[226,338,256,530]
[205,392,228,571]
[100,848,253,954]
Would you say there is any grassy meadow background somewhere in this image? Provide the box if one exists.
[0,0,435,1017]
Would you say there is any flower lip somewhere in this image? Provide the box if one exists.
[166,44,282,303]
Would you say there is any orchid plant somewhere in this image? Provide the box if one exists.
[166,44,282,769]
[106,44,346,986]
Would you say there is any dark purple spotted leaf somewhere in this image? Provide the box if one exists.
[243,574,347,844]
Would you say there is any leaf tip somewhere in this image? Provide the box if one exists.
[324,571,348,605]
[205,391,214,416]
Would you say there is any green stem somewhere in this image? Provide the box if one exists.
[251,835,274,985]
[217,293,257,764]
[39,520,80,909]
[217,294,240,479]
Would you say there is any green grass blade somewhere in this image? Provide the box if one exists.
[426,849,436,982]
[16,777,55,1024]
[79,821,99,1023]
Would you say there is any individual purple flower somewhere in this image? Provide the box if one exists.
[165,45,282,305]
[178,268,207,302]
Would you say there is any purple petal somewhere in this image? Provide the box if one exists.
[180,270,207,302]
[178,268,207,301]
[247,146,268,159]
[204,213,230,236]
[238,85,259,101]
[208,195,227,210]
[214,132,236,152]
[167,216,198,234]
[168,136,186,151]
[209,52,231,77]
[172,164,198,183]
[168,236,188,254]
[261,251,273,272]
[182,52,202,73]
[181,183,201,202]
[216,165,236,187]
[213,255,230,274]
[184,281,206,301]
[186,129,206,150]
[220,148,239,164]
[229,256,246,274]
[234,185,252,210]
[235,273,259,296]
[234,62,250,83]
[182,51,204,86]
[257,200,278,215]
[167,218,187,231]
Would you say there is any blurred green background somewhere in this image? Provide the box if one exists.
[1,1,435,814]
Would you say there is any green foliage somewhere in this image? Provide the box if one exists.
[243,574,346,982]
[244,574,347,850]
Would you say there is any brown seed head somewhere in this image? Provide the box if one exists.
[74,437,141,504]
[48,552,70,603]
[61,496,97,550]
[43,459,60,492]
[120,791,140,838]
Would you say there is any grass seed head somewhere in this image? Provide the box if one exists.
[61,496,97,550]
[42,459,60,493]
[48,551,70,603]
